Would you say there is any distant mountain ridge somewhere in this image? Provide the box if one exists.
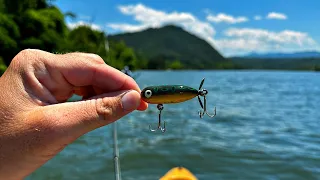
[108,25,231,69]
[242,51,320,59]
[231,51,320,71]
[107,24,319,70]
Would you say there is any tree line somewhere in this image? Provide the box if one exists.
[0,0,164,76]
[2,0,317,75]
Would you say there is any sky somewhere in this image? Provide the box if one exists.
[54,0,320,57]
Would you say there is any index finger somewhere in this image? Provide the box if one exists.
[55,53,141,92]
[52,52,148,110]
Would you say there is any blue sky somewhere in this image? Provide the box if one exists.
[54,0,320,57]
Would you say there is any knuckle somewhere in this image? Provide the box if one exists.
[9,49,36,71]
[12,49,33,64]
[17,49,44,59]
[18,49,34,57]
[12,49,47,67]
[95,97,119,122]
[87,53,105,64]
[65,52,105,65]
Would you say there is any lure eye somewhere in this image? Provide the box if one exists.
[144,90,152,98]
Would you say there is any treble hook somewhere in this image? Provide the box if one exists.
[149,104,166,132]
[197,78,217,118]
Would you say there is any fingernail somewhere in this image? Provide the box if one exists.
[121,90,140,111]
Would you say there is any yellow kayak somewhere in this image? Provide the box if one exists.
[160,167,198,180]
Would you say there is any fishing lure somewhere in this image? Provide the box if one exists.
[141,78,216,133]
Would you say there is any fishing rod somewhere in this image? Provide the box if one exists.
[112,67,134,180]
[112,122,121,180]
[105,28,139,179]
[104,33,122,180]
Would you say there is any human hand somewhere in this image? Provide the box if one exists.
[0,49,148,180]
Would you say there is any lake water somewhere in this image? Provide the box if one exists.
[27,70,320,180]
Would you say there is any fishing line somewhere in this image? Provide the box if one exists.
[112,122,122,180]
[105,33,122,180]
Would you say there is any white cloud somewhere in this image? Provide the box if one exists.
[254,15,262,20]
[118,4,197,23]
[67,21,102,30]
[107,23,149,33]
[207,13,248,24]
[214,38,266,56]
[224,28,315,45]
[214,28,317,56]
[266,12,287,20]
[107,3,215,45]
[107,4,318,57]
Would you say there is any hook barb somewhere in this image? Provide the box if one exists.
[199,106,216,118]
[198,78,216,118]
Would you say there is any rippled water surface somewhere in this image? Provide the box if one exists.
[28,70,320,180]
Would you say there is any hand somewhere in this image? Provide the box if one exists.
[0,49,148,180]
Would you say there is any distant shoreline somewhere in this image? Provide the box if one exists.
[134,69,319,72]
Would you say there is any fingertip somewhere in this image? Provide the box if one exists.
[124,88,147,111]
[121,90,141,112]
[137,100,148,111]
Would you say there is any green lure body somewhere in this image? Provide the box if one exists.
[141,85,199,104]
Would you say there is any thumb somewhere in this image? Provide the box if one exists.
[39,90,141,139]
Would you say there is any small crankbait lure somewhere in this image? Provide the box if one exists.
[141,78,216,133]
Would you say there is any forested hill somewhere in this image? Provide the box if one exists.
[108,25,233,69]
[0,0,147,74]
[1,0,318,74]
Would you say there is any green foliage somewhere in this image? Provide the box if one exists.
[63,26,106,53]
[18,7,66,40]
[0,29,18,50]
[0,0,317,71]
[0,57,7,75]
[215,61,242,69]
[0,13,20,64]
[57,25,141,70]
[0,0,4,13]
[313,65,320,71]
[1,1,67,65]
[135,51,148,69]
[166,60,184,70]
[4,0,49,15]
[0,0,142,70]
[0,13,20,39]
[107,41,139,70]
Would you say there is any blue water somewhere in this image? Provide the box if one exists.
[27,70,320,180]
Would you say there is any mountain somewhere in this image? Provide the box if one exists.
[233,51,320,70]
[108,25,230,69]
[243,51,320,59]
[231,56,320,70]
